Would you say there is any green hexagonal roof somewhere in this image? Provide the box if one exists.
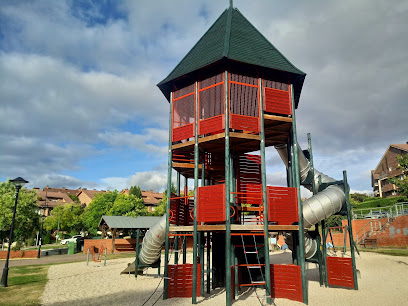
[157,7,306,106]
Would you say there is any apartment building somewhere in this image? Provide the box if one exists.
[371,143,408,197]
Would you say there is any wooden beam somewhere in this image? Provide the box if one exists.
[230,132,260,140]
[172,140,195,150]
[264,114,292,123]
[169,224,299,232]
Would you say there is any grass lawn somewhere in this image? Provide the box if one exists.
[359,247,408,257]
[0,265,49,306]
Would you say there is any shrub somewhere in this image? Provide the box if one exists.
[43,232,51,245]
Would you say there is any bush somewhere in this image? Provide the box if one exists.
[26,237,35,246]
[355,196,406,209]
[11,241,24,251]
[43,232,51,245]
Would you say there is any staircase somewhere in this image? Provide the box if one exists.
[356,217,395,247]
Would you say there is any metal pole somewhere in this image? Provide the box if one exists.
[135,229,140,279]
[192,80,199,303]
[37,216,44,259]
[104,247,107,266]
[343,171,359,290]
[163,91,174,300]
[1,186,21,287]
[87,248,90,266]
[224,68,232,306]
[290,84,308,304]
[207,232,211,294]
[259,77,272,304]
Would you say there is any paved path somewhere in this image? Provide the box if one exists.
[0,253,87,269]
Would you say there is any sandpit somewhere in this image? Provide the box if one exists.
[41,251,408,305]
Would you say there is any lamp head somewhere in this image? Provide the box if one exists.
[10,177,29,188]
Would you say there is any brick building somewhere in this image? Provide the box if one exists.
[371,143,408,197]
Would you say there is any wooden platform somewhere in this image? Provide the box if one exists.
[168,224,299,232]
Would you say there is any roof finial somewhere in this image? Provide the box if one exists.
[229,0,233,9]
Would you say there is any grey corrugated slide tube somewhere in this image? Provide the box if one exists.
[138,215,167,266]
[275,144,346,258]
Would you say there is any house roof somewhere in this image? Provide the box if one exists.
[391,144,408,152]
[157,6,306,107]
[373,143,408,173]
[77,189,106,199]
[35,190,75,208]
[99,215,162,230]
[142,191,163,206]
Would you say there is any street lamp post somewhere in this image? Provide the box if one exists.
[1,177,29,287]
[37,215,45,259]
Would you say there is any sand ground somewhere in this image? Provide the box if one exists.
[41,250,408,306]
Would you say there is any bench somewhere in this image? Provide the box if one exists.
[363,238,377,249]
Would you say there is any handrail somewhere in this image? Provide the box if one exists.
[352,202,408,220]
[355,220,381,244]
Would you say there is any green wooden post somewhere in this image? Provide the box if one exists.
[259,77,272,304]
[307,133,323,286]
[224,67,232,306]
[342,226,348,254]
[86,248,89,266]
[343,171,359,290]
[135,229,140,279]
[207,232,211,294]
[321,219,328,287]
[183,177,188,264]
[290,84,308,304]
[163,91,173,300]
[192,81,199,304]
[174,172,181,264]
[200,154,205,296]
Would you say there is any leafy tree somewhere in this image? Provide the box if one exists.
[44,204,84,236]
[129,186,143,201]
[152,183,177,216]
[0,181,39,246]
[388,153,408,198]
[325,215,346,228]
[68,194,80,204]
[82,191,148,235]
[107,194,147,217]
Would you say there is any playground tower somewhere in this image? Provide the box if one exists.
[154,4,358,305]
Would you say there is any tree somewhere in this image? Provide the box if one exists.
[107,194,147,217]
[0,181,39,246]
[152,183,177,216]
[44,204,84,236]
[129,186,143,201]
[68,194,80,204]
[388,153,408,198]
[82,191,148,235]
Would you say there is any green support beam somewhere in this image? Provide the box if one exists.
[343,171,359,290]
[201,154,205,296]
[183,176,188,264]
[224,68,232,306]
[290,84,308,304]
[259,77,272,304]
[174,171,181,264]
[163,91,173,300]
[207,232,211,294]
[135,229,140,279]
[192,81,199,304]
[307,133,324,286]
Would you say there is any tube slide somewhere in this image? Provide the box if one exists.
[138,215,167,266]
[275,144,346,258]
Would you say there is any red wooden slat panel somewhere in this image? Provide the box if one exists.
[264,87,291,116]
[197,184,226,223]
[172,124,194,142]
[270,264,302,302]
[230,114,259,133]
[326,257,354,288]
[267,186,298,225]
[199,114,225,136]
[167,264,201,298]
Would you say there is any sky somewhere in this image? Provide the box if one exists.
[1,0,407,196]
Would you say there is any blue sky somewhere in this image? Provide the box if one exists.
[1,0,407,195]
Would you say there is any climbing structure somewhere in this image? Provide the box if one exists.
[155,4,358,305]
